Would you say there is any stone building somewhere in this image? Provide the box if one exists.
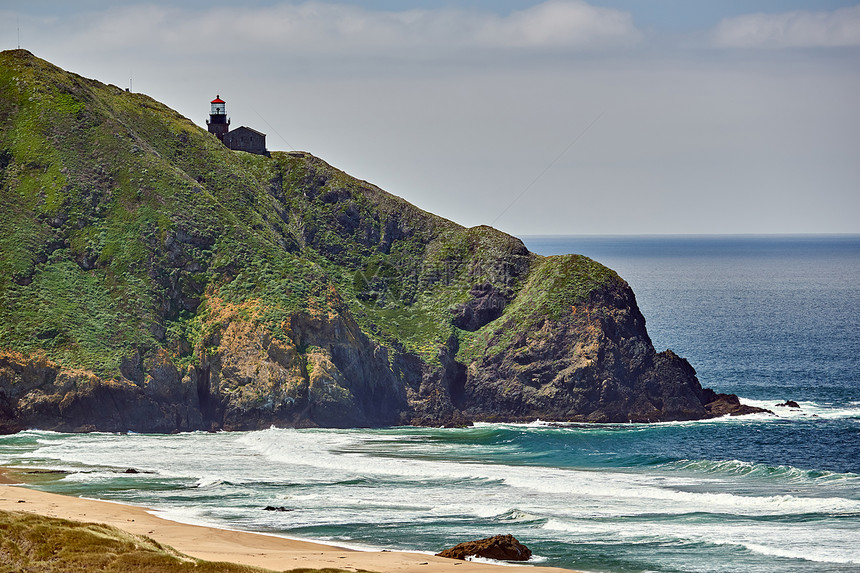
[206,95,267,155]
[223,126,267,155]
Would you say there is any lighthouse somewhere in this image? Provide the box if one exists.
[206,95,268,155]
[206,95,230,141]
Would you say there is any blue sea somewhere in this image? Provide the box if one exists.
[2,235,859,573]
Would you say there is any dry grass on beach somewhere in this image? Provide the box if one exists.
[0,510,356,573]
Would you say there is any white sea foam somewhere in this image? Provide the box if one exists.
[234,428,860,519]
[60,471,123,483]
[149,506,434,555]
[10,427,860,522]
[472,398,860,427]
[4,426,859,571]
[740,542,859,565]
[192,476,227,488]
[542,517,860,564]
[461,556,520,567]
[740,397,860,420]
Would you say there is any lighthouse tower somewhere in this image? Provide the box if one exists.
[206,95,230,141]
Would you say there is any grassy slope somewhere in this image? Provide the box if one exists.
[457,254,622,362]
[0,50,261,374]
[0,49,621,384]
[0,509,359,573]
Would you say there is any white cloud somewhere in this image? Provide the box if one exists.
[712,4,860,48]
[474,1,640,48]
[62,1,639,58]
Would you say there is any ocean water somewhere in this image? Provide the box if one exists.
[2,235,859,573]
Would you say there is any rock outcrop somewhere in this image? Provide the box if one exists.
[436,535,532,561]
[0,351,203,434]
[0,49,767,433]
[702,391,773,417]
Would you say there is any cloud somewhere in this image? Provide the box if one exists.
[474,1,640,49]
[59,1,639,58]
[712,4,860,48]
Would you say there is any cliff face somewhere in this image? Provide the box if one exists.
[0,50,763,433]
[409,255,712,424]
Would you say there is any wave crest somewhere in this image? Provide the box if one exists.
[666,458,859,484]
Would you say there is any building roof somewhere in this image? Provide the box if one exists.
[229,125,266,137]
[211,95,225,104]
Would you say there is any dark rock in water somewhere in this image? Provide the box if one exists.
[702,391,773,417]
[123,468,139,474]
[263,506,293,512]
[775,400,800,408]
[436,534,532,561]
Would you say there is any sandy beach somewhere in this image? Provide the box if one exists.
[0,468,577,573]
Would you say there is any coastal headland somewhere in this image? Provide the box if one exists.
[0,49,767,434]
[0,469,578,573]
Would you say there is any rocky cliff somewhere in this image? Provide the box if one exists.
[0,50,765,433]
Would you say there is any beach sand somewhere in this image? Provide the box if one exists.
[0,468,577,573]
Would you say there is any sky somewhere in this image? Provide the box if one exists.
[2,1,859,235]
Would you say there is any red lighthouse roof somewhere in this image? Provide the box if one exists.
[211,95,225,104]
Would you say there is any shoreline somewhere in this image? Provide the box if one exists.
[0,468,578,573]
[0,466,22,484]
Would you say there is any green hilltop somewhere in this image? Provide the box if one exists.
[0,49,743,432]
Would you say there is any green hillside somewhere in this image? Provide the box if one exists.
[0,49,522,369]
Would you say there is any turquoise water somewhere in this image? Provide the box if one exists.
[2,236,859,572]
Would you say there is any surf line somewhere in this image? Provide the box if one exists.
[491,109,606,227]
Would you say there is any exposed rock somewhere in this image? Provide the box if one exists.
[412,266,718,424]
[775,400,801,408]
[0,351,203,433]
[195,297,407,430]
[452,283,508,331]
[703,391,773,417]
[0,298,409,433]
[436,535,532,561]
[263,506,292,512]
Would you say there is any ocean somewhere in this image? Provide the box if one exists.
[2,235,858,573]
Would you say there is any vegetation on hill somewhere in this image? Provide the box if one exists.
[0,49,534,372]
